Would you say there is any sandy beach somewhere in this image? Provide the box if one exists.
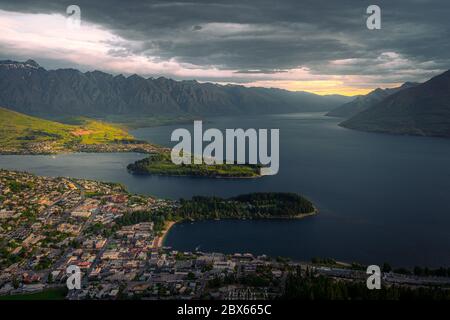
[153,220,176,248]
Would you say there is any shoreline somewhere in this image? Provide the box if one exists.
[0,144,166,156]
[0,150,264,179]
[154,220,177,248]
[129,171,262,179]
[293,205,319,218]
[153,209,318,249]
[0,150,149,156]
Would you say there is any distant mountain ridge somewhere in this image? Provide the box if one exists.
[341,69,450,137]
[326,82,418,118]
[0,60,351,118]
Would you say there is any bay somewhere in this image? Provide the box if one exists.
[1,112,450,267]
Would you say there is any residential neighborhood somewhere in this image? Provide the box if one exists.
[1,169,449,300]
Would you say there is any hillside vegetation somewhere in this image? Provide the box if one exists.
[127,151,262,178]
[0,107,133,153]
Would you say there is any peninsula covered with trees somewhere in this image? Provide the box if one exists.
[127,151,262,178]
[80,192,316,245]
[176,192,316,220]
[93,192,316,234]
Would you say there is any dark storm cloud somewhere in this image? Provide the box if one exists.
[0,0,449,79]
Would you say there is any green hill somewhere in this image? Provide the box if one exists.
[0,107,133,153]
[0,107,264,178]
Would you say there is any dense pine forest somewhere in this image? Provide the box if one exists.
[177,192,315,220]
[111,192,315,232]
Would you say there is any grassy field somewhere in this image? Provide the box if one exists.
[127,151,261,178]
[0,287,68,300]
[0,107,133,150]
[100,114,195,129]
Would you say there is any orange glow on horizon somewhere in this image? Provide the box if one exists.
[0,10,406,98]
[241,80,403,96]
[285,82,374,96]
[295,87,373,96]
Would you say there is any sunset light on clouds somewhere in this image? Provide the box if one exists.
[0,2,446,96]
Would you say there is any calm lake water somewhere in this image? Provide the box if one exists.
[1,113,450,267]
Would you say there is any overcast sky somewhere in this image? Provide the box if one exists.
[0,0,448,95]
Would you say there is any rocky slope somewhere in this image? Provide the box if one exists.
[0,60,350,117]
[326,82,418,118]
[341,70,450,137]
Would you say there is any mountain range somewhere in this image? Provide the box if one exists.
[0,60,350,118]
[326,82,418,118]
[341,69,450,137]
[3,59,449,138]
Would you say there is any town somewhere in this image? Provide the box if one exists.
[0,139,166,156]
[0,169,449,300]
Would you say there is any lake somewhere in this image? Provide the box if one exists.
[1,113,450,267]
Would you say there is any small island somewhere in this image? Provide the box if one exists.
[127,151,262,178]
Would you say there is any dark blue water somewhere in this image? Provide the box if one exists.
[1,113,450,267]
